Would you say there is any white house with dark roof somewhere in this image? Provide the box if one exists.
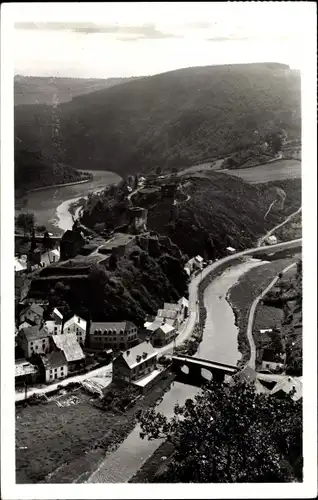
[39,351,68,383]
[89,321,138,351]
[17,324,51,359]
[113,341,158,383]
[19,303,44,326]
[63,315,87,345]
[156,308,179,327]
[151,323,176,347]
[51,333,85,372]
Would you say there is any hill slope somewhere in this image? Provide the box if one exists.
[80,173,302,260]
[14,75,141,106]
[15,63,301,177]
[14,142,91,194]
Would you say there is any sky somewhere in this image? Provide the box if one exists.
[10,2,315,78]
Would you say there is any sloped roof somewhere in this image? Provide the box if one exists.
[20,325,50,341]
[270,376,302,401]
[121,341,158,369]
[144,320,164,332]
[18,320,34,330]
[178,297,189,308]
[15,359,38,377]
[157,308,179,320]
[20,303,44,318]
[63,315,87,331]
[52,334,85,362]
[163,302,180,311]
[155,323,175,335]
[53,308,63,320]
[90,321,136,334]
[40,351,67,369]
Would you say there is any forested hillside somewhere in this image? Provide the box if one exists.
[15,63,301,178]
[15,143,91,194]
[80,172,302,260]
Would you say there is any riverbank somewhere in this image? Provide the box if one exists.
[26,178,92,193]
[15,170,121,235]
[227,256,300,367]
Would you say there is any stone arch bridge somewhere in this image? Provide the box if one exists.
[171,355,237,385]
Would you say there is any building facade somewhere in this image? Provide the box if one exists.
[151,323,176,347]
[113,342,158,383]
[88,321,138,351]
[63,315,87,346]
[19,303,44,326]
[18,325,51,359]
[39,351,68,383]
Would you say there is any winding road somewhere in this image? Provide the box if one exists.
[257,207,302,247]
[246,262,297,370]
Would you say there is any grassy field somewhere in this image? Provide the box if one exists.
[228,256,300,365]
[16,374,174,483]
[221,159,301,184]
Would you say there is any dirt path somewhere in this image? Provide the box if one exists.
[257,207,302,247]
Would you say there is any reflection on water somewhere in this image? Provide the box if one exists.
[16,170,121,234]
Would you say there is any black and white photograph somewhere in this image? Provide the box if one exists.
[1,1,317,498]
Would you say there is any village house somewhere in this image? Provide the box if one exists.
[19,302,44,326]
[113,341,158,383]
[261,348,284,373]
[38,351,68,383]
[40,248,60,266]
[178,297,189,320]
[156,308,180,328]
[15,359,38,387]
[88,321,139,351]
[17,324,51,359]
[150,323,176,347]
[184,255,204,275]
[44,308,64,336]
[144,318,165,336]
[51,333,85,372]
[63,315,87,346]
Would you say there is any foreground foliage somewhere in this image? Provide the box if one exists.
[138,381,302,482]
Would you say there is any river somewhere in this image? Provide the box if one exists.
[16,170,121,235]
[86,258,266,483]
